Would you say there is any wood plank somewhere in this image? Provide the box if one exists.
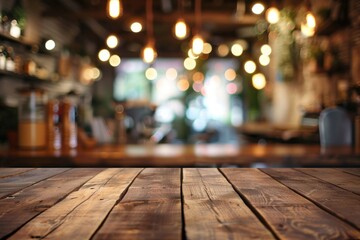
[340,168,360,177]
[0,168,69,198]
[93,168,182,240]
[0,168,35,178]
[262,168,360,229]
[297,168,360,195]
[9,168,142,240]
[0,168,103,239]
[222,168,360,239]
[182,168,274,239]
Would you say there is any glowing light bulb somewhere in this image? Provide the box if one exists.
[217,44,229,57]
[174,19,188,40]
[260,44,272,55]
[259,55,270,66]
[98,49,110,62]
[266,7,279,24]
[108,0,122,19]
[231,43,243,56]
[225,68,236,81]
[184,57,196,70]
[252,3,265,15]
[202,43,212,54]
[301,12,316,37]
[130,22,142,33]
[244,60,256,74]
[145,67,157,80]
[188,49,199,59]
[301,23,315,37]
[106,35,118,48]
[91,68,101,80]
[177,78,190,91]
[306,12,316,28]
[109,54,121,67]
[192,35,204,55]
[45,39,56,51]
[252,73,266,90]
[192,72,204,82]
[142,43,157,63]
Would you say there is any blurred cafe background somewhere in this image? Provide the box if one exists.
[0,0,359,162]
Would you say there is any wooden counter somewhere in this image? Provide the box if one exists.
[1,143,359,167]
[0,168,359,239]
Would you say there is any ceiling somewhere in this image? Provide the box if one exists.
[39,0,293,59]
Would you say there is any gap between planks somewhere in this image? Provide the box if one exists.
[294,168,360,196]
[218,168,280,240]
[9,168,144,240]
[221,168,360,239]
[260,168,360,231]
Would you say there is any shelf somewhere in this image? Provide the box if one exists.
[0,32,35,49]
[0,69,55,83]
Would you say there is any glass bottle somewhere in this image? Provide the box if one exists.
[47,99,61,150]
[60,99,77,149]
[5,47,15,72]
[18,88,47,149]
[0,46,6,70]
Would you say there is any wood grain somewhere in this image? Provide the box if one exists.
[296,168,360,195]
[0,168,102,239]
[182,168,274,239]
[10,168,142,240]
[263,168,360,229]
[222,168,360,240]
[0,168,69,198]
[93,168,182,240]
[0,168,35,178]
[340,168,360,177]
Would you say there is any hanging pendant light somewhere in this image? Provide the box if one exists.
[191,0,203,55]
[175,18,188,40]
[192,35,204,55]
[142,41,157,64]
[107,0,122,19]
[266,7,279,24]
[142,0,157,63]
[174,0,188,40]
[301,0,316,37]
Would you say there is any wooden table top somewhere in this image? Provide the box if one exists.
[1,168,359,239]
[1,143,359,167]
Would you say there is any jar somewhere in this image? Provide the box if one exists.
[47,99,61,150]
[60,99,77,149]
[17,88,47,149]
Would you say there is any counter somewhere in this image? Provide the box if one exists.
[0,168,359,239]
[1,143,359,167]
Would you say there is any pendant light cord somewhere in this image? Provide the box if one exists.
[195,0,201,34]
[147,0,154,43]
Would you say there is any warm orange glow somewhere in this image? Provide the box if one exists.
[130,22,142,33]
[108,0,122,19]
[145,67,157,80]
[177,78,190,91]
[142,43,157,63]
[244,60,256,74]
[266,7,279,24]
[184,58,196,70]
[174,19,188,40]
[252,3,265,15]
[106,35,118,48]
[224,68,236,81]
[252,73,266,90]
[192,35,204,55]
[193,72,204,83]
